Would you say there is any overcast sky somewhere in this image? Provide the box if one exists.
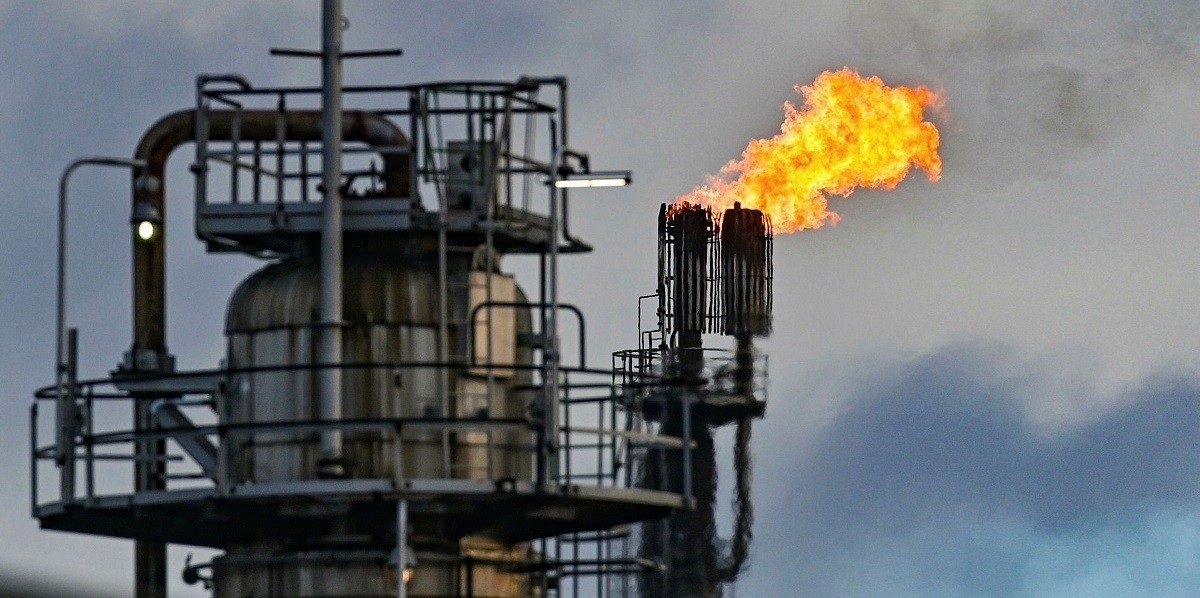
[3,1,1200,596]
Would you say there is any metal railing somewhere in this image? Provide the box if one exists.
[31,360,686,510]
[193,77,568,232]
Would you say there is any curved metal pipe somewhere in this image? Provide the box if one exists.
[198,73,252,91]
[129,107,410,356]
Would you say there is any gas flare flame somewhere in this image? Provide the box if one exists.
[675,68,943,233]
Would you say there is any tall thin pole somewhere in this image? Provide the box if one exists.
[318,0,345,477]
[543,123,563,491]
[397,499,409,598]
[55,160,82,505]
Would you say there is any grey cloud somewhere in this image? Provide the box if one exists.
[986,64,1145,147]
[1109,0,1200,58]
[794,343,1200,536]
[845,0,1181,186]
[742,343,1200,595]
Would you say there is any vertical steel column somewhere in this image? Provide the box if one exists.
[318,0,345,477]
[131,163,167,598]
[131,145,168,598]
[543,132,562,490]
[550,88,565,491]
[396,499,409,598]
[128,143,172,598]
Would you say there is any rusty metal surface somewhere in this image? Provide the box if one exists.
[719,205,773,337]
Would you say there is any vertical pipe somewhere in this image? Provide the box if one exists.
[484,214,496,480]
[252,140,262,203]
[423,90,452,476]
[195,97,210,232]
[550,90,566,452]
[216,404,229,497]
[85,384,94,502]
[482,92,498,480]
[55,161,72,506]
[318,0,345,477]
[556,79,579,247]
[560,372,570,485]
[537,249,546,489]
[543,127,561,491]
[596,396,603,487]
[230,114,240,203]
[134,402,167,598]
[396,499,409,598]
[60,328,78,503]
[681,389,693,512]
[131,148,168,598]
[29,403,37,517]
[275,95,286,206]
[300,140,309,202]
[436,171,451,475]
[408,92,418,204]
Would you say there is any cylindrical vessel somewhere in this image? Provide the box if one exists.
[212,540,535,598]
[216,239,535,597]
[213,549,395,598]
[223,248,533,482]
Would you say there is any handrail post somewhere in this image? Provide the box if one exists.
[56,156,145,505]
[58,328,78,503]
[84,383,95,503]
[681,389,693,508]
[29,403,38,517]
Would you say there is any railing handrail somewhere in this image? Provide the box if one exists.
[33,359,669,399]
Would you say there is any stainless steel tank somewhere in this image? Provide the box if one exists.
[223,249,533,482]
[215,241,535,597]
[213,541,534,598]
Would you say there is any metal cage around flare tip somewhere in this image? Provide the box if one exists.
[657,201,774,341]
[720,202,773,337]
[658,202,715,343]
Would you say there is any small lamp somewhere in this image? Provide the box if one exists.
[131,200,162,242]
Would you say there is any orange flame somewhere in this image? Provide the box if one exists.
[676,68,942,233]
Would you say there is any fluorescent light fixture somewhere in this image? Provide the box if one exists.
[554,170,631,189]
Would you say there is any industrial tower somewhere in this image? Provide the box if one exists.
[33,5,771,598]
